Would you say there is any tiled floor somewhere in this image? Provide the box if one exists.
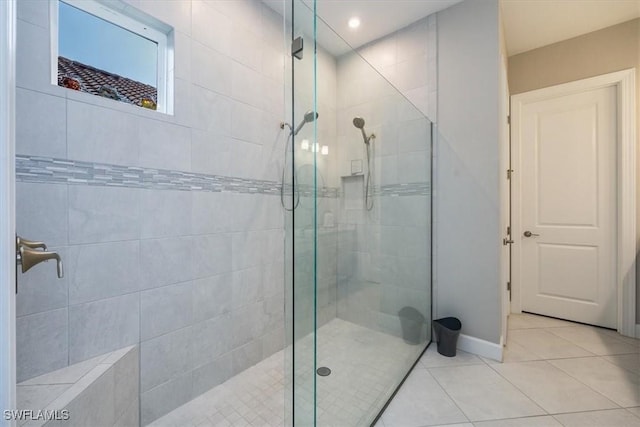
[150,313,640,426]
[149,351,286,427]
[150,318,423,427]
[304,319,424,426]
[379,313,640,427]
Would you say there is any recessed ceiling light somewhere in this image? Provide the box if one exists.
[348,17,360,29]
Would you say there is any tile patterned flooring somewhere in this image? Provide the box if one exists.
[149,318,422,427]
[151,314,640,426]
[149,352,286,427]
[379,313,640,427]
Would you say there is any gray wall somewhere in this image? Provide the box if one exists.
[15,0,288,424]
[435,0,502,344]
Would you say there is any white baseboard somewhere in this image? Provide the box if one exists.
[457,333,503,362]
[635,324,640,339]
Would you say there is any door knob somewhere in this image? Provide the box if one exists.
[523,231,540,237]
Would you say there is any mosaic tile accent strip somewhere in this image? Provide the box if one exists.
[15,155,342,197]
[377,182,430,197]
[298,185,339,199]
[16,155,429,198]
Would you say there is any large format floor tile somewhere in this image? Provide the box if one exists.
[603,354,640,375]
[380,368,468,427]
[501,340,544,363]
[491,360,618,414]
[474,416,562,427]
[547,326,640,356]
[508,313,576,330]
[377,423,473,427]
[380,313,640,427]
[600,329,640,347]
[429,365,545,421]
[419,346,484,369]
[553,408,640,426]
[550,357,640,408]
[426,424,473,427]
[507,328,595,359]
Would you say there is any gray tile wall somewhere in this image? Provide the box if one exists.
[15,0,434,424]
[14,0,302,424]
[334,16,435,339]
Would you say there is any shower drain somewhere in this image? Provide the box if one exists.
[316,367,331,377]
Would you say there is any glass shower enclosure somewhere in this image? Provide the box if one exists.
[285,1,433,424]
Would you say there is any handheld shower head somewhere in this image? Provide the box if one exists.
[293,110,319,136]
[352,116,372,144]
[353,116,375,211]
[305,110,319,123]
[352,117,365,129]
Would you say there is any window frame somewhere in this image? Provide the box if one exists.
[50,0,172,114]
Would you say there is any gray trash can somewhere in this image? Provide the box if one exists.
[398,307,425,345]
[433,317,461,357]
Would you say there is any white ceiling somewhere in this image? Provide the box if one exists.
[262,0,640,59]
[502,0,640,56]
[263,0,462,56]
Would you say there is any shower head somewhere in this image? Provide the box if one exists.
[353,117,365,129]
[305,110,319,123]
[353,116,373,144]
[293,110,319,136]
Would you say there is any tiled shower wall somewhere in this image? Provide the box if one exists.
[285,42,341,339]
[14,0,434,423]
[14,0,302,424]
[335,16,436,338]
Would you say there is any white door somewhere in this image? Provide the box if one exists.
[517,84,617,328]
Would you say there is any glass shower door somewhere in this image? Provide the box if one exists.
[285,0,318,425]
[286,0,433,425]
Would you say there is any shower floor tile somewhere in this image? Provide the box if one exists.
[149,318,423,427]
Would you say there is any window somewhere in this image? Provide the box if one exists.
[51,0,173,113]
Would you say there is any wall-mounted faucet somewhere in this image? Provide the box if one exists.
[16,235,64,279]
[16,236,47,251]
